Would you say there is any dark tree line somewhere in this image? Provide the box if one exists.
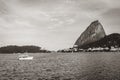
[0,45,50,53]
[80,33,120,49]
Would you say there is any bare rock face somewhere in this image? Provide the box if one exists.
[74,20,106,47]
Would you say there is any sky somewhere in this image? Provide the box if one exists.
[0,0,120,50]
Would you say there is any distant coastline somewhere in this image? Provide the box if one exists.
[0,45,51,53]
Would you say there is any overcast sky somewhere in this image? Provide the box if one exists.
[0,0,120,50]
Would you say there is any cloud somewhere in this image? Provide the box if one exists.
[99,7,120,34]
[0,0,10,15]
[0,0,120,50]
[102,8,120,23]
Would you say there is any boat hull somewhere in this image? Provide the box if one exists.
[19,57,33,60]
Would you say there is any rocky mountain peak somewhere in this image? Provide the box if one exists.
[74,20,106,47]
[91,20,99,24]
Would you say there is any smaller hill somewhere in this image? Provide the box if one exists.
[0,45,51,53]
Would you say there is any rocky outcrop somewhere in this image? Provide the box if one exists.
[81,33,120,49]
[74,20,106,47]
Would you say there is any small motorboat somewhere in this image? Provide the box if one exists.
[18,54,33,60]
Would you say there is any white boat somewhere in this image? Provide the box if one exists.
[18,54,33,60]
